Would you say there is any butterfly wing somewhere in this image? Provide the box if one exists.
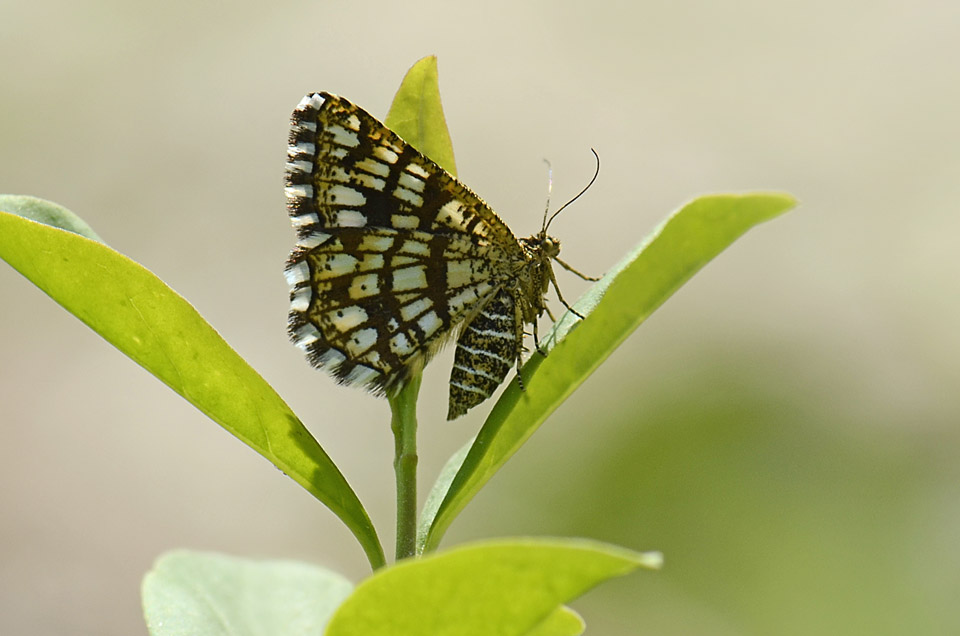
[285,93,525,395]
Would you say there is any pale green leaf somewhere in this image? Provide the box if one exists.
[142,551,353,636]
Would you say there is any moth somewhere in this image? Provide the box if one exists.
[284,92,595,419]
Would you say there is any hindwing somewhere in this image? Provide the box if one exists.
[448,288,523,420]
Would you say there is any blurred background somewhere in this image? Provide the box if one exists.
[2,1,958,634]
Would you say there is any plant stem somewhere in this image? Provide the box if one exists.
[389,373,421,561]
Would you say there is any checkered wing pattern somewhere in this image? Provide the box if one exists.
[284,93,527,411]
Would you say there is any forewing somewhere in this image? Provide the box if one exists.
[286,92,519,248]
[284,93,523,393]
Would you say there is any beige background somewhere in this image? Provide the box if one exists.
[2,0,959,634]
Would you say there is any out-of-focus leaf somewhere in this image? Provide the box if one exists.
[142,550,353,636]
[416,436,474,554]
[0,194,104,242]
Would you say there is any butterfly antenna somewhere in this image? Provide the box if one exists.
[544,148,600,233]
[541,158,553,233]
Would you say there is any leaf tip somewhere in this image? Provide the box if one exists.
[635,550,664,570]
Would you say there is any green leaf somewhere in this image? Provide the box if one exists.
[324,538,662,636]
[0,194,104,242]
[0,207,385,570]
[416,435,474,554]
[523,606,584,636]
[142,550,353,636]
[384,55,457,176]
[423,192,797,552]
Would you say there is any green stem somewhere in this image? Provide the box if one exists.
[389,373,421,561]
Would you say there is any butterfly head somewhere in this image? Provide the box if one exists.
[541,235,561,259]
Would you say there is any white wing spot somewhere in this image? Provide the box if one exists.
[290,212,320,227]
[354,173,386,191]
[391,214,419,229]
[285,184,314,199]
[344,113,362,132]
[373,146,398,164]
[398,171,426,193]
[284,261,310,286]
[390,332,414,356]
[288,160,313,173]
[400,297,433,322]
[329,185,367,207]
[318,348,346,367]
[356,158,391,177]
[345,364,379,385]
[347,328,378,356]
[358,253,385,271]
[392,266,427,292]
[447,259,480,288]
[335,209,367,227]
[359,234,394,252]
[289,141,316,156]
[329,305,369,331]
[392,187,423,207]
[318,253,359,278]
[328,125,360,148]
[293,324,321,347]
[348,273,380,298]
[418,310,442,339]
[343,364,375,384]
[400,240,430,256]
[296,94,325,111]
[360,350,381,366]
[289,288,311,312]
[406,163,430,179]
[297,231,331,249]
